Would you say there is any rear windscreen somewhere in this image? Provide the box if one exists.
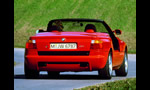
[48,20,108,33]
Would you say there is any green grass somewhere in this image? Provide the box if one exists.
[14,0,136,53]
[74,78,136,90]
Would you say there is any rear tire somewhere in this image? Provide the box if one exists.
[115,51,128,76]
[24,64,39,79]
[98,52,112,79]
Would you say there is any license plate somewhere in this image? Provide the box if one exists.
[50,43,77,49]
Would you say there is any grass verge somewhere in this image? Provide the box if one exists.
[74,78,136,90]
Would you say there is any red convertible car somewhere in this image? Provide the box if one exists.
[24,19,128,79]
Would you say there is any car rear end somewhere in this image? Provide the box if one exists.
[25,32,110,72]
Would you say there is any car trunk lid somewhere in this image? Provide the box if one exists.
[30,32,98,52]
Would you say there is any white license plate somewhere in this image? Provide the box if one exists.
[50,43,77,49]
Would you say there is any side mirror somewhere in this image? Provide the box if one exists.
[36,29,45,34]
[113,29,122,35]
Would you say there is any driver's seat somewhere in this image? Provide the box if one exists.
[47,26,59,32]
[84,24,96,32]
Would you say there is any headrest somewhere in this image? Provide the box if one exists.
[84,24,96,32]
[85,29,95,33]
[51,30,59,32]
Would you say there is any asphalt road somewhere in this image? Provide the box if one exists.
[14,48,136,90]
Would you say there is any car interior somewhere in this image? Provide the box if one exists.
[84,24,96,33]
[47,25,62,32]
[47,20,120,51]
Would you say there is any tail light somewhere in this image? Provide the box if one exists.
[90,40,103,49]
[26,39,37,49]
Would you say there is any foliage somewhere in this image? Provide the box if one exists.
[74,78,136,90]
[14,0,136,53]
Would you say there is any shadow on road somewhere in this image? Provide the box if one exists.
[14,74,118,80]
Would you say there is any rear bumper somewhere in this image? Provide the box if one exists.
[25,52,109,72]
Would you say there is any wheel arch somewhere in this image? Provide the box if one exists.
[109,48,113,63]
[125,46,128,53]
